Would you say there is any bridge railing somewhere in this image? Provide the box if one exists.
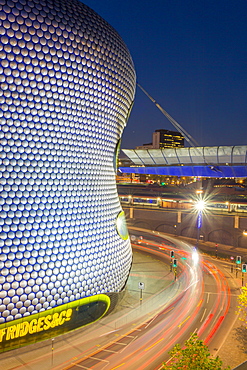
[123,145,247,166]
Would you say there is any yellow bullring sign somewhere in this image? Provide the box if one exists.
[0,294,110,352]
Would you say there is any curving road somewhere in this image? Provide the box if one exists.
[55,229,232,370]
[1,229,235,370]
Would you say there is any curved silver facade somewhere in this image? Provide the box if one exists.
[0,0,136,324]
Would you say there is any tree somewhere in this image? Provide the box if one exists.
[162,333,230,370]
[237,284,247,327]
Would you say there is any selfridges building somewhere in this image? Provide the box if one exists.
[0,0,136,351]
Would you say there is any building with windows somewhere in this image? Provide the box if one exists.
[153,129,184,148]
[135,129,184,149]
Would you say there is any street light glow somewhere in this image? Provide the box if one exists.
[192,247,199,265]
[194,199,206,212]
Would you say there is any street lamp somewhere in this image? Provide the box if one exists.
[194,199,206,249]
[194,199,206,212]
[242,231,247,285]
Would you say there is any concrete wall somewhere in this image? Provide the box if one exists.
[124,207,247,248]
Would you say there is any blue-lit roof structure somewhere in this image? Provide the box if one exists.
[121,146,247,178]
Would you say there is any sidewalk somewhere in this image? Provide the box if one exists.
[0,250,175,370]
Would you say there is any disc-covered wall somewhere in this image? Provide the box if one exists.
[0,0,136,350]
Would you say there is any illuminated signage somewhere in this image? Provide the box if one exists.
[197,211,202,229]
[0,294,110,352]
[0,309,72,342]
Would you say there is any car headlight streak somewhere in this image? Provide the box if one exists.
[0,0,135,324]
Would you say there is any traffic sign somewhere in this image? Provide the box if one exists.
[138,282,145,290]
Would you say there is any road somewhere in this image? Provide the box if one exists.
[0,229,236,370]
[55,230,232,370]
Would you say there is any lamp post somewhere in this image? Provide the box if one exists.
[242,231,247,285]
[197,210,202,248]
[174,224,177,236]
[194,199,206,249]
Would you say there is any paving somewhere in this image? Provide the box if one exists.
[118,248,174,309]
[0,250,175,370]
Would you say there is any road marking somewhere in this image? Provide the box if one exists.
[115,341,128,346]
[200,308,207,322]
[204,291,230,296]
[162,306,174,315]
[207,292,210,303]
[102,348,119,353]
[192,327,198,334]
[178,315,190,328]
[145,338,164,351]
[111,364,125,369]
[90,356,108,362]
[71,363,89,369]
[121,337,138,354]
[145,313,159,328]
[99,329,120,337]
[197,299,203,307]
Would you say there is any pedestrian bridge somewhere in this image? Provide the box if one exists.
[120,145,247,178]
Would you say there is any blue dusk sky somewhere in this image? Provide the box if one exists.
[82,0,247,149]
